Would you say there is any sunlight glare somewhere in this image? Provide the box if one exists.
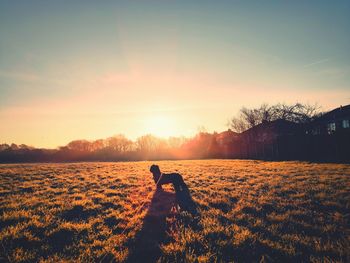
[144,115,176,138]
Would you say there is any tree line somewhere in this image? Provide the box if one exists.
[0,102,329,163]
[0,132,223,162]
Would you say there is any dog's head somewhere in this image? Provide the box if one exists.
[150,164,161,175]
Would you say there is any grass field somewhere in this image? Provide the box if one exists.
[0,160,349,262]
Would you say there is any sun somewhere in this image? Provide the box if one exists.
[144,115,176,138]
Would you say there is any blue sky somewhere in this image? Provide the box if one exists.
[0,1,349,147]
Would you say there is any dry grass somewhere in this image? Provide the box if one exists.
[0,160,349,262]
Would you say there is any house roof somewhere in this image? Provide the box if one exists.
[314,104,350,122]
[218,129,238,137]
[216,129,238,142]
[241,119,301,136]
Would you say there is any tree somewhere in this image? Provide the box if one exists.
[67,140,93,152]
[91,139,105,151]
[106,134,132,152]
[0,144,10,151]
[136,134,166,153]
[229,102,321,133]
[167,136,188,149]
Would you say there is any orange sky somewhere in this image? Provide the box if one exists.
[1,1,349,148]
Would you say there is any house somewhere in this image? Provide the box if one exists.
[216,129,238,146]
[216,129,239,158]
[239,119,303,160]
[241,119,302,143]
[231,105,350,162]
[309,104,350,135]
[305,104,350,162]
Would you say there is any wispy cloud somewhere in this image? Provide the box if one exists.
[0,70,40,82]
[303,58,330,68]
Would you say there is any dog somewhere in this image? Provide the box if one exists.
[149,164,188,192]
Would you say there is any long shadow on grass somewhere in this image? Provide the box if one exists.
[127,186,198,262]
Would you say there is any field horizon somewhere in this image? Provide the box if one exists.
[1,159,349,262]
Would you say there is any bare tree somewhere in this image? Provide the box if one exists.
[91,139,105,151]
[136,134,166,153]
[229,102,322,132]
[0,144,10,151]
[168,136,188,149]
[106,134,132,152]
[67,140,93,152]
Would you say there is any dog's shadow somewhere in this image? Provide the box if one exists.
[176,186,198,216]
[126,185,198,262]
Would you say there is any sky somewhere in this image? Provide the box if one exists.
[0,0,349,148]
